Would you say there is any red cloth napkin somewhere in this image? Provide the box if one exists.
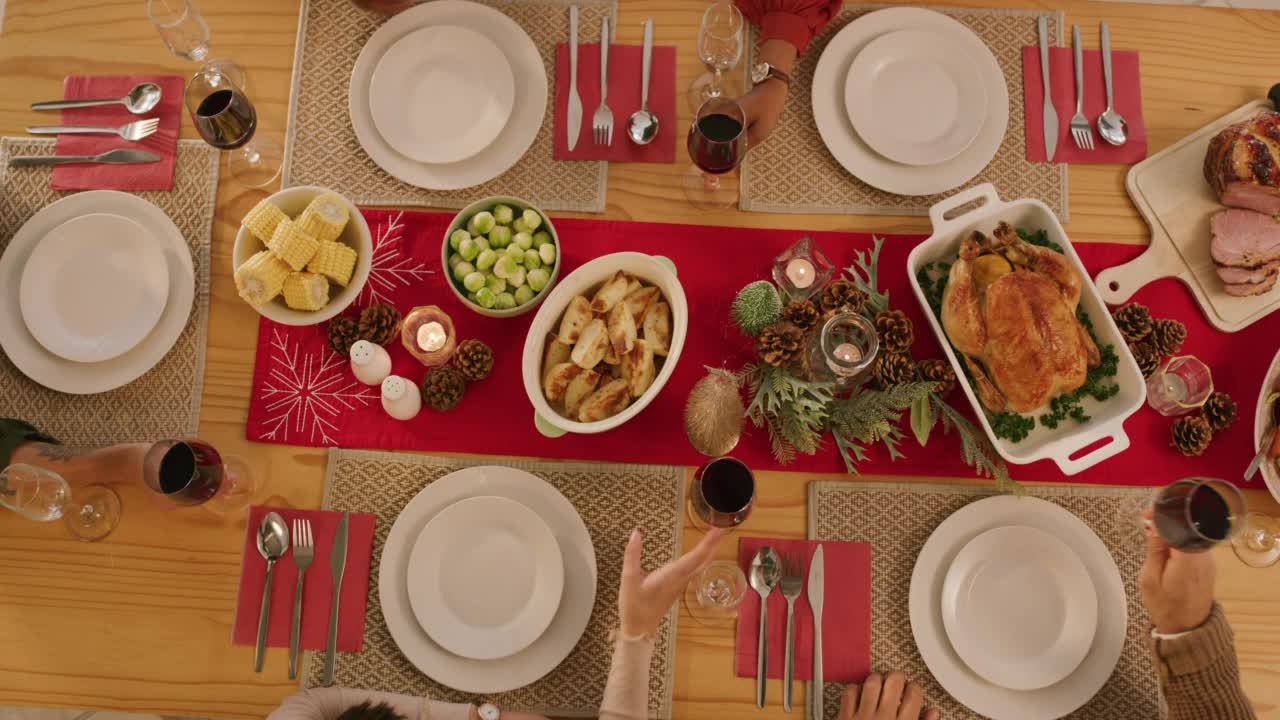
[553,43,677,163]
[1021,47,1146,164]
[50,74,183,192]
[734,538,871,682]
[232,505,376,652]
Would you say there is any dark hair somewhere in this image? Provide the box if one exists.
[334,702,407,720]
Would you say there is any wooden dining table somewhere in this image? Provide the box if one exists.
[0,0,1278,717]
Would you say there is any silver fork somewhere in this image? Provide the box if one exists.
[780,551,804,713]
[26,118,160,142]
[1068,25,1093,151]
[592,16,614,146]
[289,518,315,680]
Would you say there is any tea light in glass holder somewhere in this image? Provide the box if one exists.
[1147,355,1213,416]
[401,305,457,367]
[771,235,834,301]
[807,311,878,389]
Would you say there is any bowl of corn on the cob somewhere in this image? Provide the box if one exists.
[443,196,561,319]
[233,186,372,326]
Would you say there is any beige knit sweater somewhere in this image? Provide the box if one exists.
[1154,604,1257,720]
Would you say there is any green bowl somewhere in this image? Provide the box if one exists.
[442,196,561,318]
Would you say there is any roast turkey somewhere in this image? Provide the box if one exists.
[1205,112,1280,216]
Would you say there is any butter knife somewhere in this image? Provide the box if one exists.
[9,148,160,167]
[808,545,825,720]
[322,512,350,686]
[1038,17,1058,163]
[567,5,583,151]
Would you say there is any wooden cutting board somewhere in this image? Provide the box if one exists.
[1096,99,1278,332]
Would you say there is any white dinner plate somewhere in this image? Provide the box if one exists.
[0,191,195,395]
[407,495,565,661]
[844,29,986,167]
[1253,347,1280,503]
[380,465,597,694]
[369,25,516,165]
[349,0,547,191]
[813,7,1008,195]
[940,525,1098,691]
[910,495,1127,720]
[19,213,170,364]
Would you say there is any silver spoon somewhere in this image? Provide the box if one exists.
[749,546,781,709]
[31,82,163,116]
[627,18,659,146]
[1096,22,1128,147]
[254,511,289,672]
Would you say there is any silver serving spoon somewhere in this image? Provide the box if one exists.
[749,547,781,709]
[1096,22,1128,147]
[627,19,659,146]
[31,82,163,116]
[254,512,289,672]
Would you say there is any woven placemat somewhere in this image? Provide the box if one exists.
[741,6,1069,220]
[284,0,612,212]
[807,481,1161,720]
[0,137,217,446]
[301,449,685,719]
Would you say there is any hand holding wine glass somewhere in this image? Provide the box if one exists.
[1141,509,1217,635]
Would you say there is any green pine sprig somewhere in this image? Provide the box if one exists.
[828,382,935,473]
[740,363,835,464]
[845,235,891,316]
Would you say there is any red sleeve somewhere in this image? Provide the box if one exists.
[735,0,843,54]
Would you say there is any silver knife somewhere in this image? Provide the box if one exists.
[9,148,160,167]
[567,5,583,151]
[322,512,350,686]
[808,545,825,720]
[1038,16,1058,163]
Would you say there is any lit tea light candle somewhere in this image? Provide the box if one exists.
[785,258,816,289]
[401,305,457,367]
[833,342,862,364]
[417,321,447,353]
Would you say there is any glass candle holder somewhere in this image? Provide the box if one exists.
[771,236,834,302]
[401,306,457,367]
[1146,355,1213,416]
[808,311,878,390]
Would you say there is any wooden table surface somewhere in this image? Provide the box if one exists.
[1,0,1279,717]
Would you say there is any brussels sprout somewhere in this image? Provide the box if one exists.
[509,267,527,288]
[485,274,507,294]
[474,236,490,253]
[448,252,464,268]
[539,243,557,266]
[527,267,550,292]
[467,211,496,236]
[514,286,535,305]
[514,232,534,251]
[474,287,498,309]
[523,249,543,269]
[452,261,475,282]
[467,292,479,304]
[494,254,519,279]
[493,204,515,226]
[449,228,470,251]
[462,271,486,293]
[533,231,552,248]
[488,225,513,248]
[511,217,532,235]
[458,237,480,261]
[475,249,498,271]
[521,209,543,231]
[495,292,517,310]
[504,244,524,261]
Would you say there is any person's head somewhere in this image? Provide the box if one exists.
[334,702,405,720]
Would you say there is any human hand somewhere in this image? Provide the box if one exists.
[838,672,940,720]
[1140,510,1216,634]
[738,81,789,148]
[619,528,723,637]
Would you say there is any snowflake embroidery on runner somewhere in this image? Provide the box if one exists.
[258,329,375,446]
[358,210,434,306]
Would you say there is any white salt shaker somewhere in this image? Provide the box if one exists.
[350,340,392,386]
[381,374,421,421]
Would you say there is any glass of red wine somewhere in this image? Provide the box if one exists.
[688,456,755,533]
[1147,478,1246,552]
[143,439,256,515]
[684,97,747,210]
[184,66,281,188]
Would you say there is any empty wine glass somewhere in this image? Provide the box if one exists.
[687,1,744,111]
[147,0,248,90]
[185,66,281,188]
[1232,512,1280,568]
[684,560,749,626]
[685,97,747,210]
[0,464,121,542]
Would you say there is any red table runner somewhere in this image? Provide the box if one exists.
[246,209,1276,489]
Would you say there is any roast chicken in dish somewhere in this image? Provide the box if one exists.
[941,222,1101,414]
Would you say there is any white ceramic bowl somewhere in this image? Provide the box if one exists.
[522,252,687,437]
[443,196,561,319]
[232,186,373,326]
[1253,349,1280,503]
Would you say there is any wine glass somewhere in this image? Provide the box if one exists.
[685,97,747,210]
[684,560,749,626]
[687,1,745,111]
[0,464,121,542]
[1232,512,1280,568]
[147,0,248,90]
[688,456,755,533]
[142,439,257,516]
[1142,478,1246,552]
[185,66,281,188]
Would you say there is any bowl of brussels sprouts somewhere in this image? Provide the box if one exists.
[443,196,561,318]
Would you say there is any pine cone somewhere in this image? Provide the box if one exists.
[917,358,956,396]
[1202,392,1238,432]
[326,316,360,356]
[1150,318,1187,357]
[818,279,867,315]
[873,352,916,388]
[1113,303,1153,343]
[454,339,494,383]
[874,309,914,354]
[756,322,805,368]
[1171,415,1213,457]
[782,299,821,332]
[421,366,467,412]
[1129,340,1161,379]
[357,303,402,346]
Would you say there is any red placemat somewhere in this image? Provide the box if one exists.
[734,538,871,682]
[553,43,677,163]
[232,506,376,652]
[50,74,183,191]
[245,209,1276,490]
[1022,47,1146,164]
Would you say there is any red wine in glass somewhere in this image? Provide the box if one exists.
[690,457,755,530]
[688,112,744,174]
[193,87,257,150]
[1152,478,1243,552]
[144,439,225,506]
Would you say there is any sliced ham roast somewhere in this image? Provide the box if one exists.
[1225,272,1279,296]
[1205,112,1280,216]
[1210,208,1280,268]
[1217,260,1280,284]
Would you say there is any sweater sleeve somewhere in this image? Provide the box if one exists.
[734,0,842,54]
[1152,604,1257,720]
[267,688,473,720]
[0,418,59,469]
[598,633,657,720]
